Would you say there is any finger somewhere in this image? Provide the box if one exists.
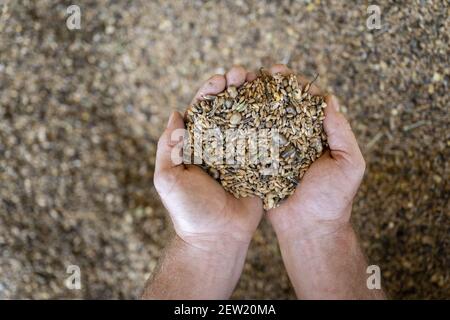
[191,74,226,104]
[323,95,365,169]
[269,64,293,75]
[296,74,322,96]
[270,64,322,95]
[246,71,257,82]
[155,111,186,174]
[225,65,247,88]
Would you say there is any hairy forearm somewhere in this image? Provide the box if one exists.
[142,234,249,299]
[275,222,385,299]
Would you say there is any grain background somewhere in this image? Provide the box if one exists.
[0,0,448,299]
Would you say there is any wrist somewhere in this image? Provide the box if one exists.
[269,206,353,244]
[173,232,250,265]
[276,222,354,250]
[144,233,250,299]
[272,224,380,300]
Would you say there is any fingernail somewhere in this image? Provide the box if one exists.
[167,111,176,128]
[329,95,340,112]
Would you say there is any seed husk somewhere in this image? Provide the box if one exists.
[281,147,296,159]
[230,112,242,125]
[227,86,238,98]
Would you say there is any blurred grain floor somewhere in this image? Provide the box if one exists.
[0,0,448,299]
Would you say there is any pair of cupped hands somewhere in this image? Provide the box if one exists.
[154,64,366,258]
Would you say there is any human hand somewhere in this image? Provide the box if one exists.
[266,64,366,240]
[262,65,385,299]
[154,66,264,255]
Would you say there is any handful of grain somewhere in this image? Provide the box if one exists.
[185,70,328,209]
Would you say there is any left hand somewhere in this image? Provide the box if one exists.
[154,66,263,254]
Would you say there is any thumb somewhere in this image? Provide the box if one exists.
[155,111,186,174]
[323,95,365,170]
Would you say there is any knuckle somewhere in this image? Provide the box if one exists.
[157,133,168,149]
[209,74,224,82]
[354,155,366,178]
[153,170,164,189]
[153,170,169,193]
[359,157,366,173]
[272,63,287,68]
[270,64,292,75]
[230,65,246,73]
[153,169,178,194]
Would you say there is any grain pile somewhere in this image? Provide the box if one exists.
[1,0,448,300]
[185,71,327,209]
